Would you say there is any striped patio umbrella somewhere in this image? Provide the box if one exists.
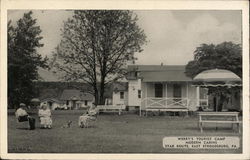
[193,69,241,112]
[193,69,241,87]
[31,98,40,103]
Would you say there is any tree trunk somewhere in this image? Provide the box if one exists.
[217,93,226,112]
[213,93,226,112]
[99,76,105,105]
[93,84,99,105]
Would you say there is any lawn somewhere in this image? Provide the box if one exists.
[8,110,242,153]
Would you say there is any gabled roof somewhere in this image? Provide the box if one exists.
[127,65,192,82]
[60,89,94,101]
[128,65,186,71]
[39,89,60,100]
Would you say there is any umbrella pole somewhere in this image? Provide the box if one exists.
[215,95,217,112]
[215,91,218,130]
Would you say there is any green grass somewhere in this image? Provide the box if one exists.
[8,110,242,153]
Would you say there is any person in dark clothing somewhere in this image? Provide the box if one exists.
[15,103,36,130]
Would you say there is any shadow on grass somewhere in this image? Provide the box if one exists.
[79,125,98,129]
[16,127,30,130]
[184,126,240,133]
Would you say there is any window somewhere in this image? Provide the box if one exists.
[120,92,124,99]
[85,100,88,106]
[138,90,141,98]
[155,83,163,98]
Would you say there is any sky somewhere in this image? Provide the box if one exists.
[8,10,242,65]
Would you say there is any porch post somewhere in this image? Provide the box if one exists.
[196,86,200,107]
[165,83,168,108]
[186,82,189,108]
[145,83,147,107]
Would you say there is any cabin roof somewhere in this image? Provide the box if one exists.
[60,89,94,101]
[127,65,192,82]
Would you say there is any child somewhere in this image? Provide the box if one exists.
[38,104,52,129]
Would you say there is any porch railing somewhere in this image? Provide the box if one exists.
[140,97,190,116]
[141,97,189,109]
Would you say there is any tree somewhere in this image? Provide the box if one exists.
[8,11,47,108]
[51,10,146,104]
[185,41,242,111]
[185,42,242,78]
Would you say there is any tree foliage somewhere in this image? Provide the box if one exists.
[185,41,242,111]
[185,42,242,78]
[8,11,47,108]
[51,10,147,104]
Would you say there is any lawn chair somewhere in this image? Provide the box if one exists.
[79,109,98,128]
[16,115,36,130]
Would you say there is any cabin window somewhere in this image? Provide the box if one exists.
[85,100,88,105]
[66,100,69,105]
[155,83,163,98]
[120,92,124,99]
[138,90,141,98]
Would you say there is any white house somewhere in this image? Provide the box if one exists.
[40,98,61,110]
[112,82,128,106]
[126,65,209,114]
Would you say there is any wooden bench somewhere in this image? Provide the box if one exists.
[197,112,241,133]
[97,105,126,115]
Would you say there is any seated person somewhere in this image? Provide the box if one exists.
[38,104,52,129]
[78,111,89,128]
[88,106,98,116]
[15,103,36,130]
[79,105,98,128]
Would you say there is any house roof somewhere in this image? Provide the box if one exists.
[128,65,186,71]
[39,89,60,100]
[127,65,192,82]
[60,89,94,101]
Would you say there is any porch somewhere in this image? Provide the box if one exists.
[140,97,189,116]
[140,81,208,116]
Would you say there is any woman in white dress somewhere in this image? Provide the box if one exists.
[38,104,52,129]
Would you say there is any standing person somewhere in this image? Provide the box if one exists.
[15,103,36,130]
[38,104,52,129]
